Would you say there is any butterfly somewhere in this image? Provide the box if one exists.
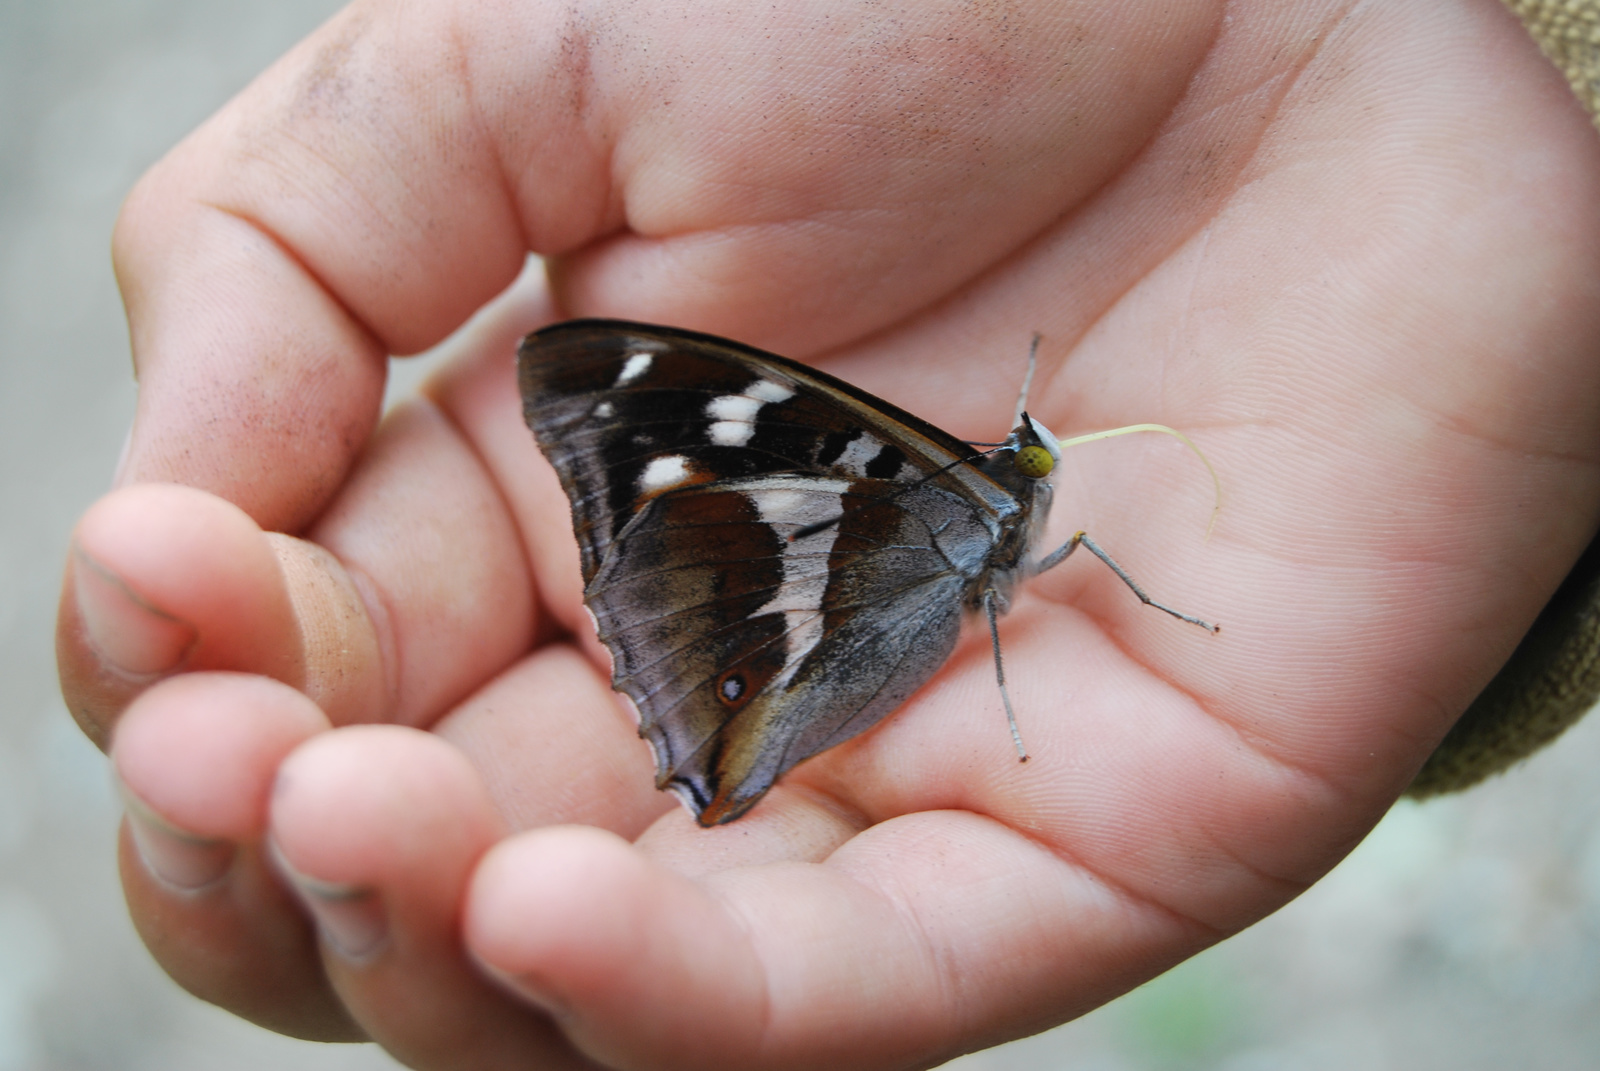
[518,320,1216,825]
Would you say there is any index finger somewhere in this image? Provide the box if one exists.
[111,3,535,530]
[110,0,1221,531]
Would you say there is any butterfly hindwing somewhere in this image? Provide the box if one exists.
[582,474,998,823]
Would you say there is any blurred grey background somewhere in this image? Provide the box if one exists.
[2,2,1599,1069]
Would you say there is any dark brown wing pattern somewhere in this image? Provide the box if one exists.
[518,321,1011,824]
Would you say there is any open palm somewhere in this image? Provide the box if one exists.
[59,1,1600,1068]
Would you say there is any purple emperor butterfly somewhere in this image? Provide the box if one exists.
[519,320,1216,825]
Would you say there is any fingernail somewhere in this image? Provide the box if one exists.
[268,839,388,962]
[118,779,234,892]
[73,546,196,676]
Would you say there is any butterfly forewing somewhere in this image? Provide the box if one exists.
[518,322,1021,581]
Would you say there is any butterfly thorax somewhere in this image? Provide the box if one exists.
[962,416,1059,611]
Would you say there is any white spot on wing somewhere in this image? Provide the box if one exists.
[743,479,849,690]
[709,421,754,447]
[615,352,653,386]
[707,394,763,422]
[638,455,694,495]
[592,401,615,419]
[746,379,794,403]
[834,433,885,476]
[705,378,796,448]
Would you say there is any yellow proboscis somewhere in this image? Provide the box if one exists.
[1055,422,1223,536]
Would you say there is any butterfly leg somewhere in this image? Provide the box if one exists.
[983,588,1030,762]
[1037,533,1219,633]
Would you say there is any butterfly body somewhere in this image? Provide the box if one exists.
[518,320,1185,825]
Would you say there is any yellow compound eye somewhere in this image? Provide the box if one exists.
[1013,444,1055,478]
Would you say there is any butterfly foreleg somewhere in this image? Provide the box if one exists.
[1036,533,1219,634]
[984,587,1030,762]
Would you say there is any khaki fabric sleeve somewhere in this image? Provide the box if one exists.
[1502,0,1600,121]
[1407,0,1600,796]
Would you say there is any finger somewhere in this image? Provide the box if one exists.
[112,673,358,1040]
[61,369,536,740]
[433,640,872,867]
[632,784,869,880]
[432,644,671,837]
[61,484,302,746]
[305,391,535,726]
[417,276,595,642]
[466,814,1195,1071]
[465,827,765,1070]
[59,483,392,745]
[269,726,599,1070]
[543,4,1221,353]
[111,1,526,529]
[112,196,388,530]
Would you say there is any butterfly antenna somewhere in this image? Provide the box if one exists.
[984,589,1028,761]
[1011,333,1041,430]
